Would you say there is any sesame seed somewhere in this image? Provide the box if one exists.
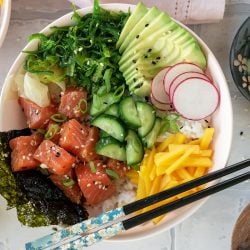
[87,183,91,187]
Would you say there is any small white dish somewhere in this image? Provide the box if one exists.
[0,0,11,48]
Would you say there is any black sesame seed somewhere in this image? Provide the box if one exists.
[52,227,58,231]
[145,23,149,27]
[152,61,157,65]
[240,131,244,136]
[103,102,108,104]
[136,35,140,39]
[156,56,161,60]
[133,78,137,82]
[205,119,209,123]
[148,48,152,52]
[132,59,137,63]
[144,55,148,59]
[136,68,138,71]
[55,152,61,157]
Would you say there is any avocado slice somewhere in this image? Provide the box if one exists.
[119,7,161,53]
[116,2,148,49]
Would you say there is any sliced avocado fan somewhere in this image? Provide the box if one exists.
[116,3,207,97]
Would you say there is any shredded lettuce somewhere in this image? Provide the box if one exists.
[23,0,129,96]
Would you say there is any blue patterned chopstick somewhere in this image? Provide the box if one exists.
[25,207,125,250]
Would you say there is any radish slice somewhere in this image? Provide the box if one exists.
[151,67,170,104]
[150,94,174,111]
[169,72,210,101]
[172,78,220,120]
[164,62,203,95]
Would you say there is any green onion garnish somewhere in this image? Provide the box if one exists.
[45,124,59,140]
[36,128,46,135]
[113,85,125,101]
[106,169,119,180]
[89,161,96,173]
[78,98,87,114]
[63,178,75,187]
[50,113,67,123]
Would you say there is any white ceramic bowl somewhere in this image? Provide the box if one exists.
[0,0,11,48]
[0,4,233,243]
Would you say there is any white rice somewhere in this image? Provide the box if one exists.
[179,117,210,139]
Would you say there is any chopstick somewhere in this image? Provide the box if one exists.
[25,160,250,250]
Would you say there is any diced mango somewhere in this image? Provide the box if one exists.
[184,156,213,168]
[165,148,196,175]
[156,135,175,152]
[188,139,201,145]
[187,166,196,176]
[194,167,207,178]
[173,133,187,144]
[155,149,185,176]
[200,128,214,149]
[168,144,200,154]
[176,168,192,180]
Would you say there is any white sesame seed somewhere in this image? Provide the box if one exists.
[87,183,91,187]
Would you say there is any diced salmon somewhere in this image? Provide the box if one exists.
[58,88,87,120]
[59,119,88,156]
[75,161,116,205]
[80,127,100,162]
[106,159,129,178]
[34,140,76,175]
[49,170,82,204]
[9,134,43,172]
[19,97,57,129]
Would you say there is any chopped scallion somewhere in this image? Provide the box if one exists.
[78,98,88,114]
[50,113,67,123]
[63,178,75,187]
[89,161,97,173]
[105,169,119,180]
[45,124,59,140]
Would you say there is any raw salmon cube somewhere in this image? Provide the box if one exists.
[34,140,75,175]
[9,134,43,172]
[75,161,116,205]
[19,97,56,129]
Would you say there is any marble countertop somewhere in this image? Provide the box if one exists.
[0,0,249,249]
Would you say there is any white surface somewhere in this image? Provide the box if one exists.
[69,0,226,24]
[0,0,249,249]
[0,0,11,48]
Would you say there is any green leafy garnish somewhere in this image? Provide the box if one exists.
[160,112,180,135]
[89,161,97,173]
[23,0,129,96]
[106,169,119,179]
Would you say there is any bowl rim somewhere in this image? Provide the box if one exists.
[0,0,11,48]
[229,16,250,101]
[0,3,233,243]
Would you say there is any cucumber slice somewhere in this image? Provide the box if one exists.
[143,118,162,149]
[105,103,119,117]
[119,97,141,128]
[136,101,156,137]
[126,130,144,166]
[90,93,119,117]
[95,137,126,161]
[92,115,125,142]
[100,130,110,138]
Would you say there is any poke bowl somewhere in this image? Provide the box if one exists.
[0,1,233,244]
